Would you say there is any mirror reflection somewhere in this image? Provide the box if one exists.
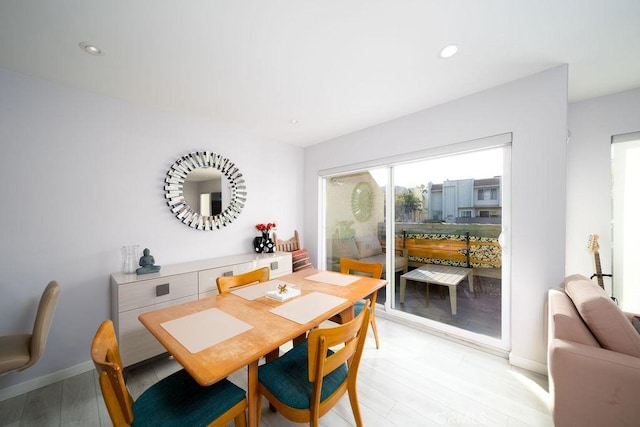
[183,168,227,216]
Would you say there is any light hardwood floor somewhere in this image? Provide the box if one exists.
[0,317,552,426]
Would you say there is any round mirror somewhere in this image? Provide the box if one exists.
[351,182,374,222]
[164,152,246,230]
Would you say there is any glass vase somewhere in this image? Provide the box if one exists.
[121,245,141,273]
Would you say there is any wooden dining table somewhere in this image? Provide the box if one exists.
[138,268,387,427]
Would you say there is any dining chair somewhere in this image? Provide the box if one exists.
[0,280,60,375]
[331,258,383,349]
[216,266,270,294]
[91,319,247,427]
[256,300,371,426]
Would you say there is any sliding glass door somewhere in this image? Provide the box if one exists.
[390,148,505,340]
[322,142,510,348]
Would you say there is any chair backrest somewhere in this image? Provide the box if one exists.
[216,267,270,294]
[307,300,370,409]
[340,258,382,310]
[25,280,60,370]
[91,319,135,426]
[273,230,301,252]
[339,258,383,280]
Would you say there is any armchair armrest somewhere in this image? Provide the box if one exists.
[381,246,408,257]
[549,338,640,427]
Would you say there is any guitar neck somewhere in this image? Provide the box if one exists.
[594,252,605,289]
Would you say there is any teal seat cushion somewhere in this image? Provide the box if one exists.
[132,369,245,427]
[354,301,365,317]
[258,341,347,410]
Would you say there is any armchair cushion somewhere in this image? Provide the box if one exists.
[565,275,640,358]
[331,238,360,260]
[355,236,382,258]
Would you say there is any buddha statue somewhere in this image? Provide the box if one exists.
[136,248,161,275]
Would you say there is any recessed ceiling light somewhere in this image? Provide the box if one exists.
[289,119,299,124]
[439,44,459,59]
[79,42,103,56]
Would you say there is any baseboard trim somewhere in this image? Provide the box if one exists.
[0,361,94,402]
[509,353,548,375]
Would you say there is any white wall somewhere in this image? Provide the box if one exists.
[0,68,304,393]
[566,88,640,288]
[304,66,569,369]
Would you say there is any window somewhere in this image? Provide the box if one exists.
[460,210,472,218]
[478,188,497,200]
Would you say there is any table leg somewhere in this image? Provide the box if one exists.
[468,271,474,294]
[248,360,259,427]
[338,304,355,323]
[449,285,457,315]
[400,276,406,303]
[425,282,430,307]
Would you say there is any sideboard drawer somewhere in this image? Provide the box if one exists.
[117,272,198,312]
[256,252,293,278]
[198,263,255,298]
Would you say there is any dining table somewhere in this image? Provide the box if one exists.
[138,267,387,427]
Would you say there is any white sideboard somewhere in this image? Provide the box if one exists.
[110,251,292,366]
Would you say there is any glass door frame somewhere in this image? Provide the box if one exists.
[318,133,512,352]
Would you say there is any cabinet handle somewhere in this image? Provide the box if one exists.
[270,261,279,270]
[156,283,170,297]
[222,271,233,277]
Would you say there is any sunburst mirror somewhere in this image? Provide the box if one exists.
[164,152,246,230]
[351,182,374,222]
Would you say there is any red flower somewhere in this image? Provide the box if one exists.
[255,222,276,231]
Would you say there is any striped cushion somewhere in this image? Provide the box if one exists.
[132,369,245,427]
[291,249,313,271]
[258,341,347,410]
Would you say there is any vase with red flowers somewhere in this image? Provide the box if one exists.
[253,222,276,253]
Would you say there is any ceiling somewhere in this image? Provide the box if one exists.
[1,1,639,147]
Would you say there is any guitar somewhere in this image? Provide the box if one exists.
[587,234,605,290]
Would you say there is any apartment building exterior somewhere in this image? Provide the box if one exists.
[425,177,502,223]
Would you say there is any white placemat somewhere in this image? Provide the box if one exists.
[231,280,298,300]
[305,271,360,286]
[160,308,252,353]
[269,291,348,324]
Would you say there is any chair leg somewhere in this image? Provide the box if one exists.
[234,411,246,427]
[347,383,364,427]
[370,316,380,349]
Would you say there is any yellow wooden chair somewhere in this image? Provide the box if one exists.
[215,266,270,294]
[332,258,383,349]
[91,320,247,427]
[257,300,371,426]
